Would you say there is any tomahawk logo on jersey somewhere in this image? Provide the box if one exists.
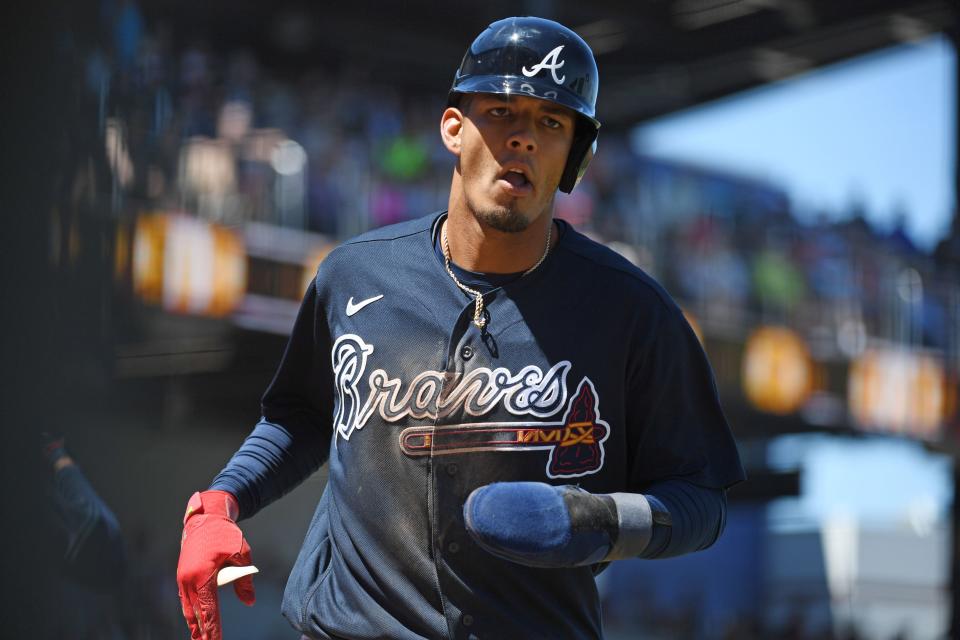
[331,333,610,478]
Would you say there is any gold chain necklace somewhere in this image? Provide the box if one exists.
[442,220,552,330]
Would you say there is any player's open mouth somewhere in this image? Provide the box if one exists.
[497,167,533,196]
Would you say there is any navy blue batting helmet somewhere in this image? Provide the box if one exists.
[449,17,601,193]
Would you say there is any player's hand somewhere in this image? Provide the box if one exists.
[463,482,617,568]
[177,490,255,640]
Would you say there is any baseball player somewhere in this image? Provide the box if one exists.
[177,16,744,640]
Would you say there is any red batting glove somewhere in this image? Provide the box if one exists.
[177,490,255,640]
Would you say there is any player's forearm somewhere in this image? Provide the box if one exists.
[209,418,329,520]
[630,479,726,559]
[562,480,725,560]
[465,478,726,567]
[210,278,333,520]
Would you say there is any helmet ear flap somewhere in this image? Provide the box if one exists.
[559,120,599,194]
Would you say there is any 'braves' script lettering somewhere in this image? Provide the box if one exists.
[332,334,571,440]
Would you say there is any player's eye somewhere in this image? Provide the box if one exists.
[542,116,563,129]
[489,107,510,117]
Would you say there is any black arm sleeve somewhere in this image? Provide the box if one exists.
[209,419,328,521]
[210,276,334,520]
[639,479,727,559]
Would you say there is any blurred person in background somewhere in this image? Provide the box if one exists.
[41,432,128,638]
[177,16,743,640]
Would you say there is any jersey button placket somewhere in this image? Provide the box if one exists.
[460,345,473,360]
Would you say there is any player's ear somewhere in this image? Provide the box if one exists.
[440,106,464,157]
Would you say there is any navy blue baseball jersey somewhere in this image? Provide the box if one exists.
[214,211,744,640]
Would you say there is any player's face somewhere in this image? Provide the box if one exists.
[446,93,576,233]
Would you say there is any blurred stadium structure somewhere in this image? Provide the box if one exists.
[3,0,959,638]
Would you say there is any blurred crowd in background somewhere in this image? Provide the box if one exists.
[78,1,960,351]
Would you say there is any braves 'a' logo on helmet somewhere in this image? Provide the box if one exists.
[522,45,566,84]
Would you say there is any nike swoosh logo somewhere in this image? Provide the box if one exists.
[346,294,384,316]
